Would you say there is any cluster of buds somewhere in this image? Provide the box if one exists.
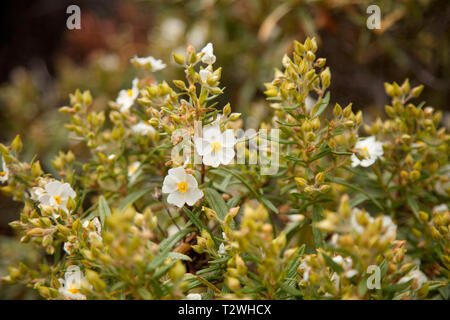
[304,194,433,299]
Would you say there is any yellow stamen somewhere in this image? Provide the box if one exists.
[177,181,188,193]
[53,196,62,205]
[0,171,6,177]
[127,89,134,97]
[362,146,368,152]
[211,141,222,152]
[67,284,79,294]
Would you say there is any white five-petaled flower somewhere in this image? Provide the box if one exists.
[351,136,384,167]
[185,293,202,300]
[116,78,139,113]
[58,266,88,300]
[32,180,76,217]
[0,156,9,184]
[200,43,216,65]
[130,55,166,71]
[131,122,156,137]
[162,167,203,208]
[399,269,427,289]
[194,124,236,168]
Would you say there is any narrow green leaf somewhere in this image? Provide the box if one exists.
[118,188,152,211]
[312,92,330,119]
[321,252,344,273]
[312,205,324,248]
[98,195,111,225]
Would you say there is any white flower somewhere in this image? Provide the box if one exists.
[399,269,427,289]
[379,215,397,242]
[0,156,9,184]
[433,204,448,213]
[332,255,358,279]
[299,260,311,282]
[162,167,203,208]
[186,23,207,49]
[199,69,213,83]
[218,232,227,255]
[131,122,156,136]
[185,293,202,300]
[130,56,166,71]
[32,180,76,217]
[305,95,316,113]
[350,208,373,234]
[116,78,139,113]
[286,214,305,223]
[200,43,216,65]
[194,124,236,167]
[127,161,141,178]
[351,136,384,167]
[58,266,88,300]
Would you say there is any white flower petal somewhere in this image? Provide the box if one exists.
[167,191,186,208]
[184,188,204,206]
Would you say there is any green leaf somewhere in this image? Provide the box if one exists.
[168,252,192,262]
[405,193,421,221]
[312,92,330,119]
[321,252,344,273]
[147,226,194,272]
[330,177,384,210]
[118,188,152,211]
[312,205,324,248]
[98,196,111,225]
[182,207,209,232]
[217,167,278,213]
[137,288,152,300]
[205,188,235,228]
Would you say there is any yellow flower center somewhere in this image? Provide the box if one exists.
[68,284,80,294]
[127,89,134,97]
[362,146,368,152]
[0,171,6,177]
[53,196,62,205]
[177,181,188,193]
[211,141,222,152]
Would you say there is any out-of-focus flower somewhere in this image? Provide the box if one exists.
[350,208,373,234]
[379,216,397,242]
[351,136,384,167]
[298,260,311,282]
[132,122,156,136]
[399,269,427,288]
[0,156,9,183]
[187,23,208,49]
[127,161,141,178]
[185,293,202,300]
[31,180,76,216]
[58,266,88,300]
[433,204,448,213]
[162,167,203,208]
[200,43,216,65]
[305,95,316,113]
[116,78,139,113]
[160,18,185,45]
[194,124,236,167]
[131,56,166,72]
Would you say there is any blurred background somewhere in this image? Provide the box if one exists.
[0,0,449,298]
